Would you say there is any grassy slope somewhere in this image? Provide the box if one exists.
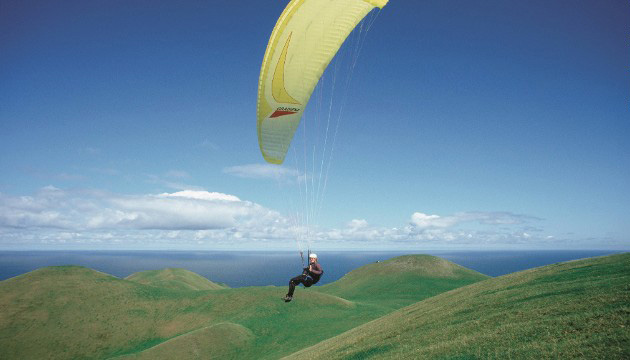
[285,253,630,360]
[318,255,489,309]
[111,322,254,359]
[0,266,217,359]
[0,255,482,360]
[125,268,227,291]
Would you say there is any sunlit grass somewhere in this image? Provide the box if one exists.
[1,254,627,359]
[286,253,630,359]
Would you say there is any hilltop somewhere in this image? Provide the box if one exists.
[125,268,227,291]
[319,254,489,308]
[286,253,630,359]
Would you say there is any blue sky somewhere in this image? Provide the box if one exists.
[1,0,628,251]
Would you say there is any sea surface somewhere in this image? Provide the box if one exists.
[0,250,623,287]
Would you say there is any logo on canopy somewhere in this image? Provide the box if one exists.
[270,106,300,118]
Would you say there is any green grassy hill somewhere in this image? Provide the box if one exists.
[0,265,222,359]
[111,322,254,359]
[0,254,483,360]
[125,268,227,291]
[285,253,630,359]
[318,255,489,309]
[1,253,627,359]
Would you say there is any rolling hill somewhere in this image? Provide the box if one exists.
[285,253,630,359]
[111,322,254,359]
[0,253,627,359]
[125,268,227,291]
[0,254,484,359]
[318,254,489,309]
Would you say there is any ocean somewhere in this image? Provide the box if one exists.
[0,250,623,287]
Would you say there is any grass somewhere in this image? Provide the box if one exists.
[285,253,630,359]
[125,268,227,291]
[0,254,627,359]
[318,255,489,309]
[0,255,481,359]
[111,322,254,359]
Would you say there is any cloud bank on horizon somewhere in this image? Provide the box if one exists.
[0,184,592,250]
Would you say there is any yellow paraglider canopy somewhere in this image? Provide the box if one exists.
[257,0,389,164]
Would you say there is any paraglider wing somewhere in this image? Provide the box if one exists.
[257,0,388,164]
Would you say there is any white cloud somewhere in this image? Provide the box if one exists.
[160,190,240,202]
[410,212,457,228]
[409,211,537,230]
[223,163,300,181]
[0,188,576,249]
[347,219,368,229]
[458,211,540,225]
[0,188,277,232]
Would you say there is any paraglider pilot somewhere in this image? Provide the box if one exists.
[284,253,323,302]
